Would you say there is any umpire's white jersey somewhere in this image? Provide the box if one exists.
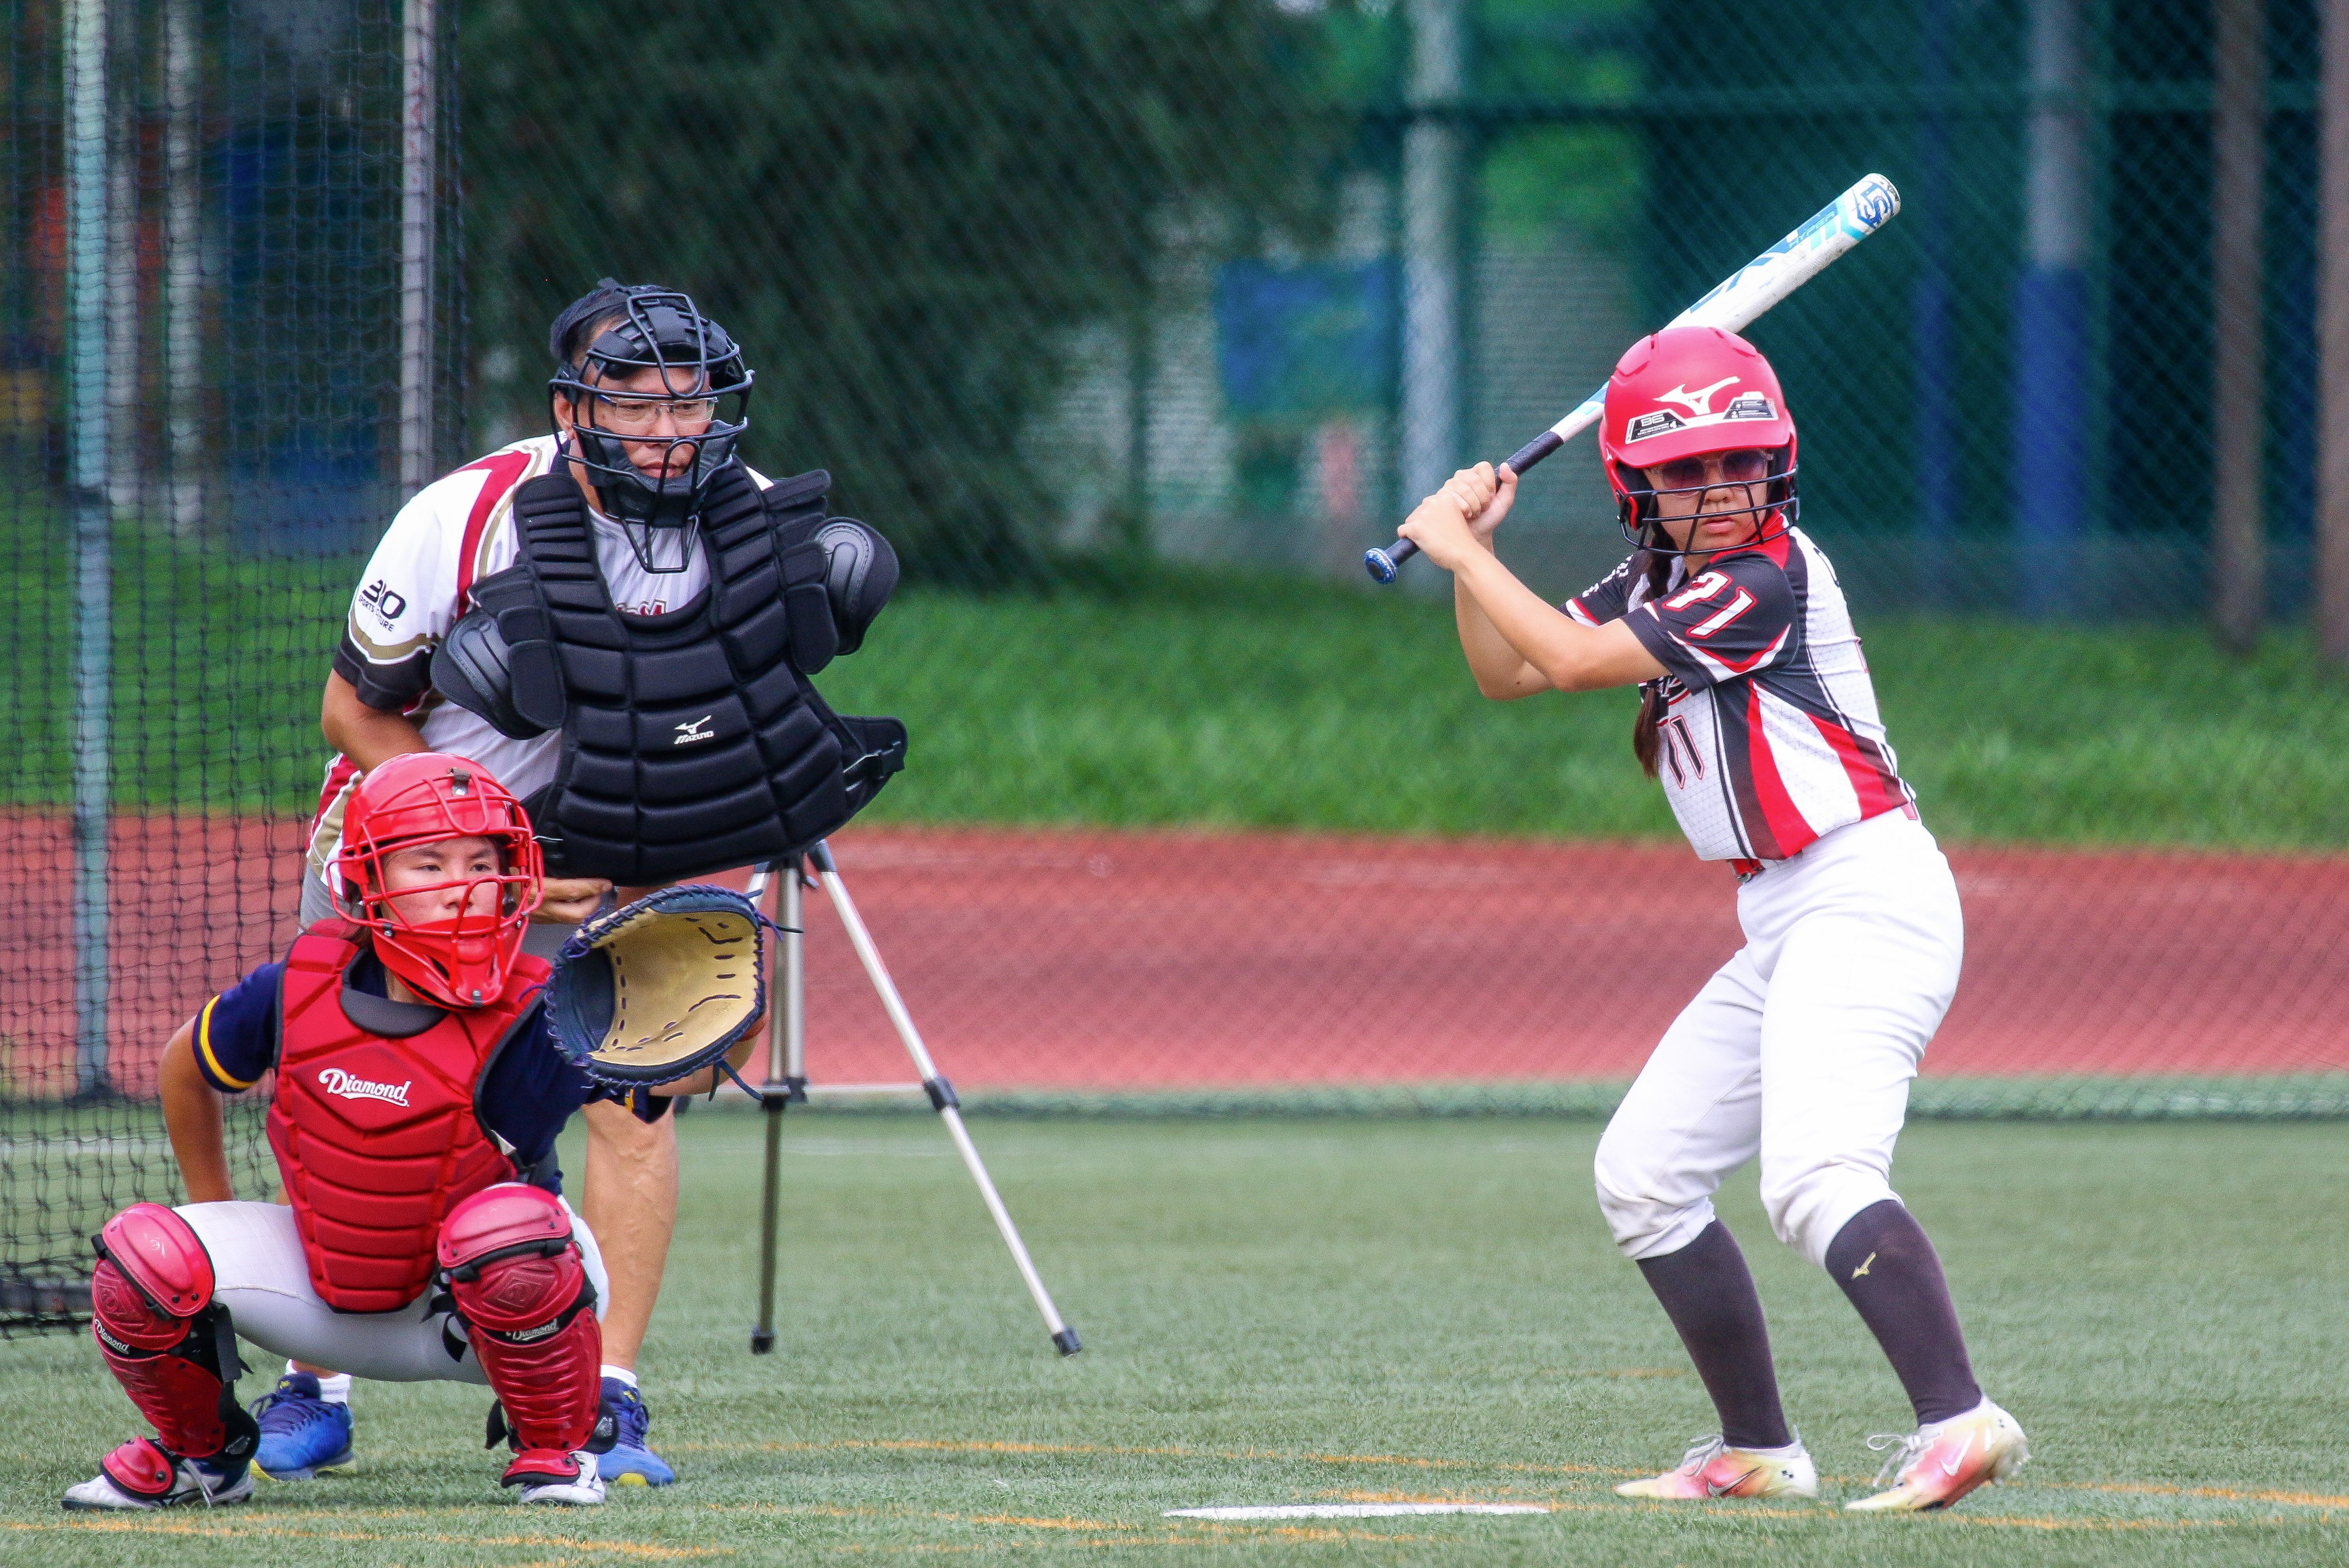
[311,435,773,881]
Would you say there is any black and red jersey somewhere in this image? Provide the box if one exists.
[1566,527,1914,863]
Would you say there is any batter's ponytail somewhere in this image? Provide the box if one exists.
[1629,545,1674,779]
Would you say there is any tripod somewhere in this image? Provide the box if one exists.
[739,842,1080,1358]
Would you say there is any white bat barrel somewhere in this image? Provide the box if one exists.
[1364,174,1901,584]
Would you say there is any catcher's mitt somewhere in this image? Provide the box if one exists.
[547,884,769,1088]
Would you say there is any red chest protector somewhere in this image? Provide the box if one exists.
[266,920,550,1313]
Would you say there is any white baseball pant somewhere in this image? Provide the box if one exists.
[177,1194,609,1385]
[1593,810,1965,1269]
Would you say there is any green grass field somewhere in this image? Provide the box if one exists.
[9,529,2349,847]
[822,576,2349,849]
[6,1114,2346,1564]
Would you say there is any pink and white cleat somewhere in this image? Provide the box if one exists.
[1615,1435,1819,1500]
[1845,1399,2028,1512]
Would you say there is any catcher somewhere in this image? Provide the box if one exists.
[65,754,767,1511]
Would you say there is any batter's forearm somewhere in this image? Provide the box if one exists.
[320,672,431,771]
[1454,567,1550,699]
[1454,552,1663,693]
[160,1029,236,1204]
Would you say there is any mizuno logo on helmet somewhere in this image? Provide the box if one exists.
[317,1068,413,1107]
[1653,377,1739,417]
[674,715,716,745]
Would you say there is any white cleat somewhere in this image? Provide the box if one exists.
[1615,1434,1819,1500]
[1845,1399,2029,1512]
[511,1449,608,1507]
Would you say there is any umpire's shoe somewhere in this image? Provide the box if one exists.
[593,1376,677,1486]
[250,1373,357,1480]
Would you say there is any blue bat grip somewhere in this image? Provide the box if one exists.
[1363,429,1569,584]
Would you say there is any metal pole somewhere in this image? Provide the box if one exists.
[164,0,203,535]
[807,842,1080,1356]
[2212,0,2269,652]
[399,0,437,494]
[67,0,112,1099]
[1399,0,1464,557]
[2321,0,2349,662]
[744,858,805,1356]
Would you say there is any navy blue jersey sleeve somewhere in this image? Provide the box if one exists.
[1563,554,1642,627]
[476,1006,672,1186]
[190,963,286,1094]
[1624,549,1797,689]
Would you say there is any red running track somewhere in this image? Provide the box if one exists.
[4,816,2347,1094]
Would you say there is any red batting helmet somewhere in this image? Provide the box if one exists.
[334,753,543,1008]
[1598,326,1798,556]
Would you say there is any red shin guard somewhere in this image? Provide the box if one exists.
[89,1204,256,1466]
[439,1185,600,1457]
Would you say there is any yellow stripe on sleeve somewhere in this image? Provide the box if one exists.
[194,996,259,1092]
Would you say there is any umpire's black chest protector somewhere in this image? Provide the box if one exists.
[464,463,905,885]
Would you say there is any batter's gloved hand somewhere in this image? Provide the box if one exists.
[545,885,771,1090]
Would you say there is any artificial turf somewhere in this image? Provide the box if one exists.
[6,1113,2347,1564]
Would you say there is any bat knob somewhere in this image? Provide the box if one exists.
[749,1327,776,1355]
[1364,546,1400,584]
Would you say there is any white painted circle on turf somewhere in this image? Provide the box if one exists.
[1166,1504,1551,1520]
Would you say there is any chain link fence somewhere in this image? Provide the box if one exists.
[458,0,2318,621]
[1,0,459,1327]
[3,0,2344,1335]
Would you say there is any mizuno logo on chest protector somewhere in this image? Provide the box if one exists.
[674,715,716,745]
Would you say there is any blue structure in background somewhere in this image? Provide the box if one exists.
[1910,0,1957,594]
[2013,0,2092,616]
[220,104,384,556]
[1214,258,1398,419]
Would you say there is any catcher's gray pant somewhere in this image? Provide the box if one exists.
[299,870,577,960]
[177,1195,610,1385]
[1593,810,1965,1269]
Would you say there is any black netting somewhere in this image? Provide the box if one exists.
[0,0,458,1332]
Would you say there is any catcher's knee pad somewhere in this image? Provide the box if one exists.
[90,1204,256,1464]
[439,1184,600,1454]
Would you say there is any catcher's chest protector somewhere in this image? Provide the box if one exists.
[473,462,904,885]
[267,922,547,1314]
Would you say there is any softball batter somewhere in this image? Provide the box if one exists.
[1398,325,2026,1511]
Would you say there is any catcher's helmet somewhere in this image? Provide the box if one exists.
[1598,326,1798,557]
[546,279,754,572]
[334,753,543,1009]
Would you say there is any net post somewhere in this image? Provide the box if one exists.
[65,0,111,1101]
[398,0,437,495]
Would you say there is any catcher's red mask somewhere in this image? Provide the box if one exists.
[334,753,543,1008]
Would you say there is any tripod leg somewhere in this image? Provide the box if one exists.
[806,841,1080,1356]
[747,858,807,1356]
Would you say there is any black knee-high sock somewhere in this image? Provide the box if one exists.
[1824,1199,1983,1425]
[1635,1221,1792,1451]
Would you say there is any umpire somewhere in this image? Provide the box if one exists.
[287,280,904,1485]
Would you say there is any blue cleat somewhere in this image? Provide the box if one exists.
[248,1374,356,1481]
[593,1378,676,1486]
